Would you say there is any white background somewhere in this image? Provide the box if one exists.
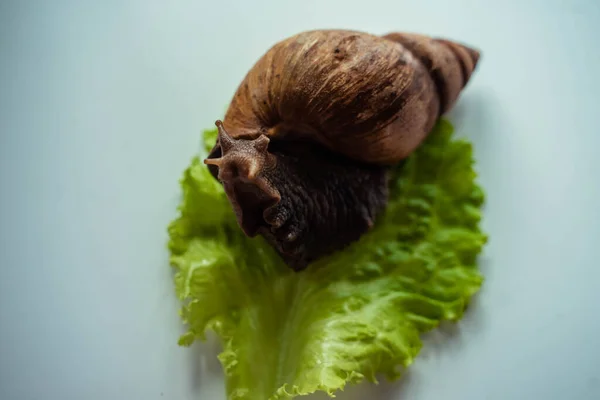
[1,0,599,399]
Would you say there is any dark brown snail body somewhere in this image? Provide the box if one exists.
[205,29,481,271]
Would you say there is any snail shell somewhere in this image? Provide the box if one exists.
[205,29,480,270]
[220,29,479,164]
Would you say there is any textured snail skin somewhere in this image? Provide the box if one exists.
[204,29,480,271]
[206,124,389,270]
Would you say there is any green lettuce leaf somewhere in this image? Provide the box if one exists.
[167,118,487,399]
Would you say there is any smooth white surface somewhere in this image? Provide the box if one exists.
[1,1,599,399]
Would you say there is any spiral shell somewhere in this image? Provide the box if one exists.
[220,29,480,165]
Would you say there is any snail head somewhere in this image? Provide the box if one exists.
[204,120,280,236]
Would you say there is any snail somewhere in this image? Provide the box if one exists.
[204,29,481,271]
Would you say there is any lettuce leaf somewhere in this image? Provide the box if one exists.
[167,119,487,399]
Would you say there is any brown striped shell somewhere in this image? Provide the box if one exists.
[221,29,480,165]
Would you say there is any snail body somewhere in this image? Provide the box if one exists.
[205,29,481,271]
